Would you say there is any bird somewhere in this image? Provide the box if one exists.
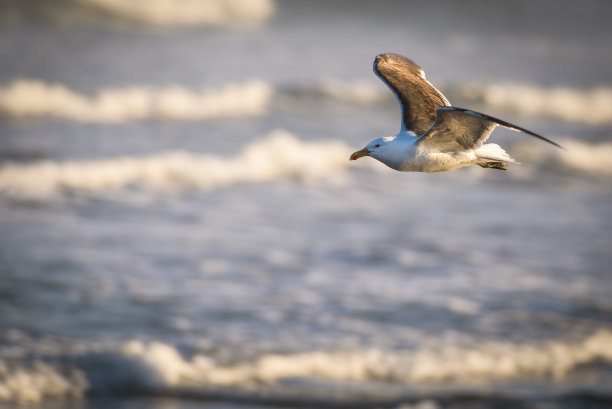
[349,53,563,172]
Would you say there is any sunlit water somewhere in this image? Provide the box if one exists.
[1,1,612,408]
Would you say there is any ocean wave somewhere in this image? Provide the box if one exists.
[0,360,87,403]
[294,78,612,126]
[0,133,608,199]
[77,0,275,28]
[0,79,273,122]
[558,139,612,175]
[314,79,389,104]
[512,138,612,177]
[149,330,612,386]
[0,131,353,198]
[4,78,608,128]
[1,331,611,403]
[453,82,612,126]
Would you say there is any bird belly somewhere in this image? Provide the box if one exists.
[397,151,477,172]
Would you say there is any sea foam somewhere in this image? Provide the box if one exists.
[0,360,87,403]
[316,78,388,104]
[0,79,273,122]
[166,330,612,385]
[77,0,275,28]
[304,78,612,126]
[0,131,353,198]
[512,138,612,176]
[456,82,612,125]
[0,133,608,199]
[2,331,611,403]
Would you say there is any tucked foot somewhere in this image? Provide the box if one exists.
[478,161,508,170]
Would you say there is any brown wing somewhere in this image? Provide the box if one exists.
[417,107,564,151]
[373,53,450,135]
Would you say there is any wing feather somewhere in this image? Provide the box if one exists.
[417,107,564,151]
[374,53,450,135]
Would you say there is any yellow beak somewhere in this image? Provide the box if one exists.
[349,147,370,161]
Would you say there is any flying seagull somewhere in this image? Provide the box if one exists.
[350,53,563,172]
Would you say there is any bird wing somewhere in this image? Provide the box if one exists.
[416,107,564,152]
[373,53,450,136]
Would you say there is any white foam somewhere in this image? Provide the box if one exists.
[1,331,611,403]
[119,340,196,386]
[557,139,612,175]
[96,330,612,389]
[317,78,388,104]
[77,0,275,28]
[181,330,612,385]
[0,360,87,403]
[405,330,612,382]
[0,130,354,198]
[1,132,608,199]
[0,79,273,122]
[513,138,612,176]
[303,79,612,127]
[458,82,612,125]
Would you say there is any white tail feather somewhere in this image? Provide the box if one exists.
[476,143,517,164]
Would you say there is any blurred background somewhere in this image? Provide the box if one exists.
[0,0,611,408]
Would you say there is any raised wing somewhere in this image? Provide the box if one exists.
[417,107,564,151]
[374,53,450,136]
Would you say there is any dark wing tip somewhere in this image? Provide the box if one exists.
[438,107,565,150]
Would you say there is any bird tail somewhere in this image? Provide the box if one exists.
[476,143,518,163]
[475,143,518,170]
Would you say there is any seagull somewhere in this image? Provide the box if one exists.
[349,53,563,172]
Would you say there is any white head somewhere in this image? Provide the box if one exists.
[349,136,397,163]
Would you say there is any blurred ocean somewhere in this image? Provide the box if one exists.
[1,0,612,408]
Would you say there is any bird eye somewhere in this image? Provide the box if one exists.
[374,144,381,148]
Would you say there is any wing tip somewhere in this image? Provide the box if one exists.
[437,106,565,150]
[373,53,424,75]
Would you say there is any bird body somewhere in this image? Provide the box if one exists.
[352,131,513,172]
[350,53,562,172]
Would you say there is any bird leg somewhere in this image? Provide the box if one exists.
[478,161,508,170]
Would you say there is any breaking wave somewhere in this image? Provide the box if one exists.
[1,330,611,403]
[0,360,87,403]
[77,0,275,28]
[0,132,608,199]
[144,330,612,386]
[513,138,612,176]
[0,131,353,198]
[314,78,388,104]
[292,79,612,126]
[0,79,273,122]
[453,82,612,126]
[3,78,610,127]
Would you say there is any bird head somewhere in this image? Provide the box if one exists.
[349,137,394,161]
